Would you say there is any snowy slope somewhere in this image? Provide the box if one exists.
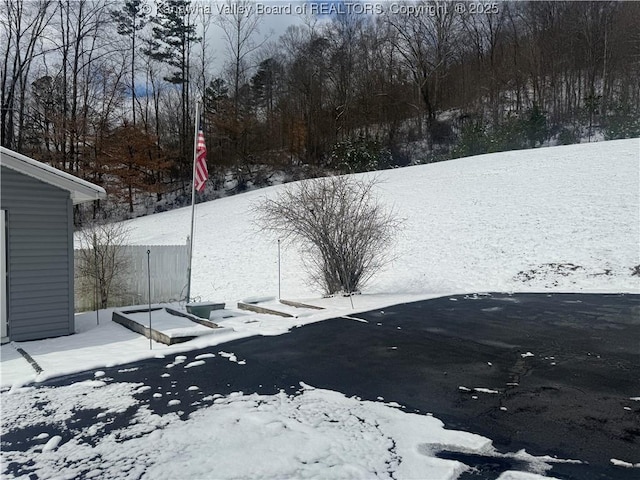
[124,138,640,301]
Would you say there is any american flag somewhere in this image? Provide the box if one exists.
[194,122,208,192]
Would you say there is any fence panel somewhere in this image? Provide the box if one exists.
[74,243,189,312]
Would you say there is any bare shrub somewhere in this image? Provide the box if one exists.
[255,175,402,295]
[76,222,131,309]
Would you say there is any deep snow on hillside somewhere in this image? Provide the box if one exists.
[124,139,640,302]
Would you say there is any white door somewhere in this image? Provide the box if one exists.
[1,210,7,342]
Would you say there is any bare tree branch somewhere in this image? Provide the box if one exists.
[76,221,131,309]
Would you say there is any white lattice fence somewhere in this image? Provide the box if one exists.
[75,243,189,312]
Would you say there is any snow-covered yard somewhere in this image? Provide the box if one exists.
[1,139,639,479]
[123,138,639,299]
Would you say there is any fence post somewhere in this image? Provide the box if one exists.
[94,233,99,324]
[147,249,152,350]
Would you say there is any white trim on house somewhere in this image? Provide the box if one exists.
[0,146,106,204]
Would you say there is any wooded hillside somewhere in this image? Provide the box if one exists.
[2,1,638,222]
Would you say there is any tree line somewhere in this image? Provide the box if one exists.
[2,0,639,221]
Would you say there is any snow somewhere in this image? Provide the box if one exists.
[120,139,639,301]
[461,387,502,396]
[194,353,216,359]
[473,388,501,394]
[497,473,559,480]
[1,139,639,479]
[218,351,246,365]
[41,435,62,453]
[243,298,321,317]
[2,379,575,480]
[183,360,205,369]
[611,459,640,468]
[122,308,221,338]
[0,343,32,387]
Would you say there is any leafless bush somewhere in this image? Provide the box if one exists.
[255,175,403,295]
[76,221,131,309]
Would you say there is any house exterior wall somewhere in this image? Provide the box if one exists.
[0,165,74,341]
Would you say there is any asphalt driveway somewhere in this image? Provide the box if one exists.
[3,292,639,479]
[197,292,640,479]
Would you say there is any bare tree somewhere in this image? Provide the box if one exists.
[214,0,269,188]
[54,0,113,173]
[385,0,459,147]
[0,0,56,149]
[215,0,267,110]
[195,7,215,100]
[110,0,149,126]
[255,176,402,295]
[461,4,508,125]
[76,221,131,309]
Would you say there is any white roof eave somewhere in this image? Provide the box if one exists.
[0,146,107,205]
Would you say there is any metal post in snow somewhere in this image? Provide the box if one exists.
[94,233,99,325]
[341,260,354,310]
[147,249,152,350]
[278,239,281,300]
[186,102,200,303]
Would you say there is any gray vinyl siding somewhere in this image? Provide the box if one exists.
[0,166,74,341]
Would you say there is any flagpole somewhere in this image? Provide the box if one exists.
[186,101,200,303]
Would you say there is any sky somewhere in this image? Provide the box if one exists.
[140,0,374,76]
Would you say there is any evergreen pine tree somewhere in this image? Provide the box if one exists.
[143,0,200,178]
[111,0,148,125]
